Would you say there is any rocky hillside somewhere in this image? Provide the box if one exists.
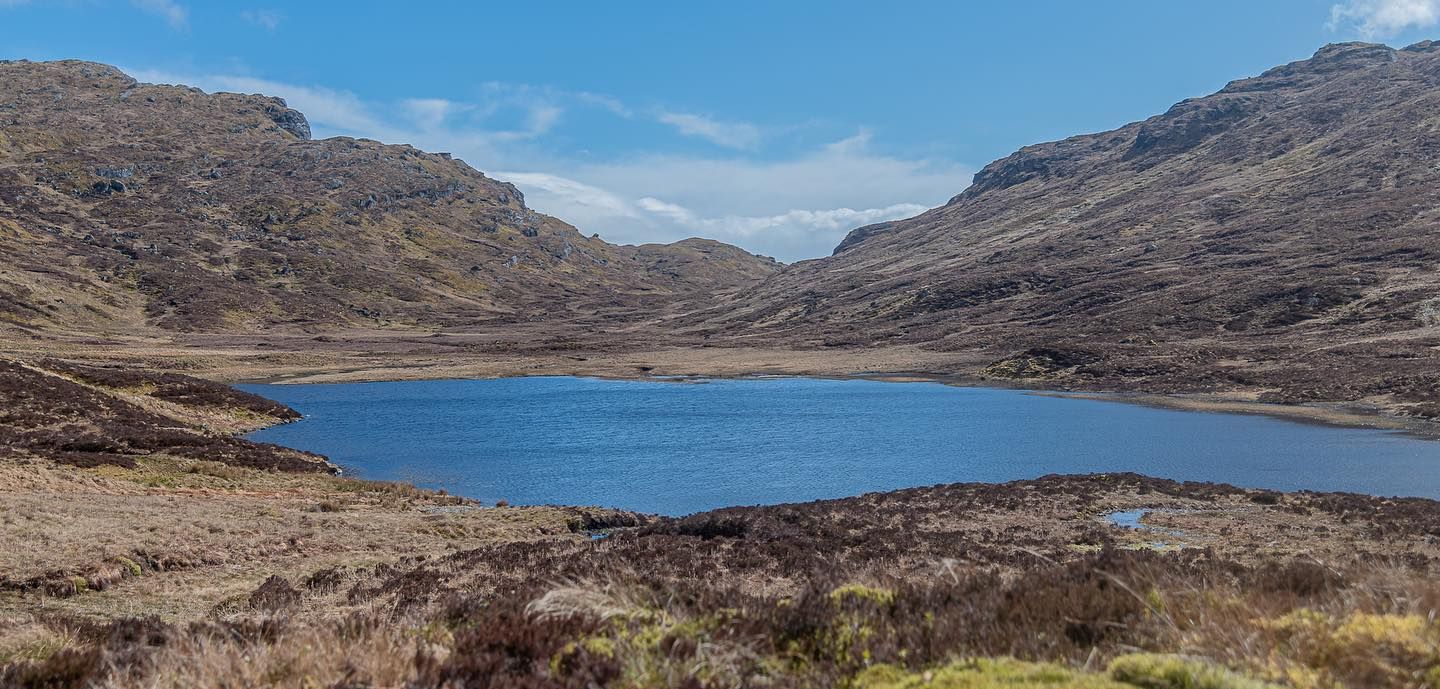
[697,42,1440,416]
[0,60,778,337]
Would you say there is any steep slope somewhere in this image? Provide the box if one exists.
[701,42,1440,416]
[0,60,778,337]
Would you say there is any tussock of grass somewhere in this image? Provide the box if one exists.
[856,656,1281,689]
[0,623,75,666]
[857,658,1133,688]
[1252,610,1440,688]
[1107,654,1280,689]
[830,583,897,606]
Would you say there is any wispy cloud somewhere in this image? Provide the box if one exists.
[498,103,562,142]
[241,8,282,32]
[401,98,459,131]
[126,68,584,165]
[576,92,632,118]
[656,111,762,150]
[636,196,930,241]
[499,173,639,219]
[131,0,188,30]
[1329,0,1440,37]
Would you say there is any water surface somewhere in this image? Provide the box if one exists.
[241,376,1440,515]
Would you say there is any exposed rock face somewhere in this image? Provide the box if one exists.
[0,60,777,334]
[700,42,1440,416]
[264,101,311,140]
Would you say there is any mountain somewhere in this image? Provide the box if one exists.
[0,60,778,338]
[5,48,1440,419]
[697,42,1440,417]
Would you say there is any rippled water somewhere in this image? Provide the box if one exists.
[240,376,1440,515]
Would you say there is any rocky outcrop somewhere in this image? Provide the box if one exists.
[264,100,311,140]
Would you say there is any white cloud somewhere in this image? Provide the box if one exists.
[241,8,282,32]
[576,92,632,118]
[118,66,970,261]
[495,103,561,142]
[510,170,942,261]
[401,98,457,131]
[497,172,639,219]
[131,0,188,29]
[636,196,929,245]
[509,136,967,261]
[656,111,762,150]
[1329,0,1440,37]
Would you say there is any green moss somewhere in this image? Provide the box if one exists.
[856,658,1133,689]
[115,556,142,577]
[830,583,896,606]
[1107,654,1281,689]
[549,636,618,677]
[69,575,88,593]
[853,656,1281,689]
[580,635,616,657]
[137,474,178,489]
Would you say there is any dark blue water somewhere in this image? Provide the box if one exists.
[240,376,1440,515]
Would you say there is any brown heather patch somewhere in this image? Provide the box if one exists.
[36,358,299,425]
[0,357,330,473]
[4,474,1438,688]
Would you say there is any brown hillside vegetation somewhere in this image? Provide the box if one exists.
[692,42,1440,418]
[0,357,330,472]
[0,59,778,337]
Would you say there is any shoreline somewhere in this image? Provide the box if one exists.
[7,331,1437,441]
[242,363,1440,442]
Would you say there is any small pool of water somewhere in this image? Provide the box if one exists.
[240,376,1440,516]
[1105,509,1154,530]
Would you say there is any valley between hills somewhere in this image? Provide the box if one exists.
[8,44,1440,431]
[5,43,1440,689]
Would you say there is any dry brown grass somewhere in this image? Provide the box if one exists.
[126,621,427,689]
[9,550,1437,689]
[0,453,636,622]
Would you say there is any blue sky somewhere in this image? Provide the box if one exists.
[4,1,1439,261]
